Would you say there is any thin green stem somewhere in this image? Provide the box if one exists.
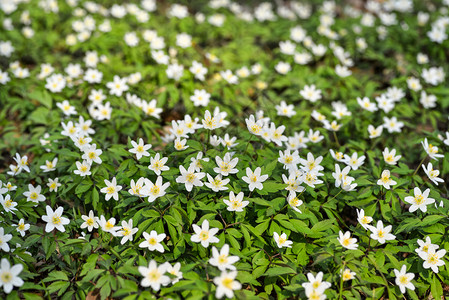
[412,155,427,177]
[333,131,340,147]
[338,262,346,300]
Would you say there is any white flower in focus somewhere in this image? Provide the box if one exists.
[41,206,70,233]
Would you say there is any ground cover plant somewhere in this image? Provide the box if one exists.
[0,0,449,299]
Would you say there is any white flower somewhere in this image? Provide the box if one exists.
[356,209,373,230]
[205,174,229,192]
[223,191,249,212]
[367,220,396,244]
[106,75,129,96]
[142,176,170,202]
[128,178,146,197]
[357,97,377,112]
[420,91,437,109]
[300,85,322,103]
[100,177,122,201]
[332,164,351,188]
[190,89,210,107]
[302,272,331,293]
[74,160,92,177]
[275,61,291,74]
[138,260,170,291]
[422,163,444,185]
[404,187,435,213]
[23,184,46,204]
[214,153,239,176]
[80,210,99,232]
[164,262,183,284]
[213,271,242,299]
[383,148,401,165]
[287,191,303,213]
[377,170,397,190]
[421,138,444,160]
[0,228,12,252]
[190,152,209,172]
[337,231,358,250]
[174,138,188,150]
[273,232,293,248]
[129,138,152,160]
[176,165,205,192]
[394,265,415,293]
[56,100,76,115]
[415,236,439,256]
[418,248,446,273]
[166,63,184,81]
[209,244,240,271]
[341,268,356,281]
[119,219,138,244]
[190,219,219,248]
[242,167,269,191]
[139,231,166,253]
[47,178,61,192]
[368,125,383,138]
[148,153,169,175]
[189,61,207,81]
[42,206,70,233]
[98,216,120,236]
[307,129,324,143]
[276,101,296,117]
[344,152,365,170]
[82,144,103,164]
[0,258,24,294]
[14,219,29,237]
[0,194,17,214]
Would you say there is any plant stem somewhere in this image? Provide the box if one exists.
[333,131,340,147]
[412,155,427,177]
[329,189,343,202]
[338,263,346,300]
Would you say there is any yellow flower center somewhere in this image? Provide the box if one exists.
[251,125,261,134]
[18,223,25,231]
[399,275,409,285]
[0,272,12,283]
[414,195,424,205]
[378,230,385,238]
[186,173,196,183]
[289,197,299,206]
[148,269,161,282]
[221,277,233,289]
[199,231,209,241]
[148,237,157,245]
[428,253,438,265]
[30,192,38,200]
[218,254,228,264]
[52,215,61,225]
[150,186,160,195]
[105,221,113,230]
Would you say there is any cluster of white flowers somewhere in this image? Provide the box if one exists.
[1,0,449,298]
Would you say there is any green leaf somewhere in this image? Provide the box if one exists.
[263,266,296,277]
